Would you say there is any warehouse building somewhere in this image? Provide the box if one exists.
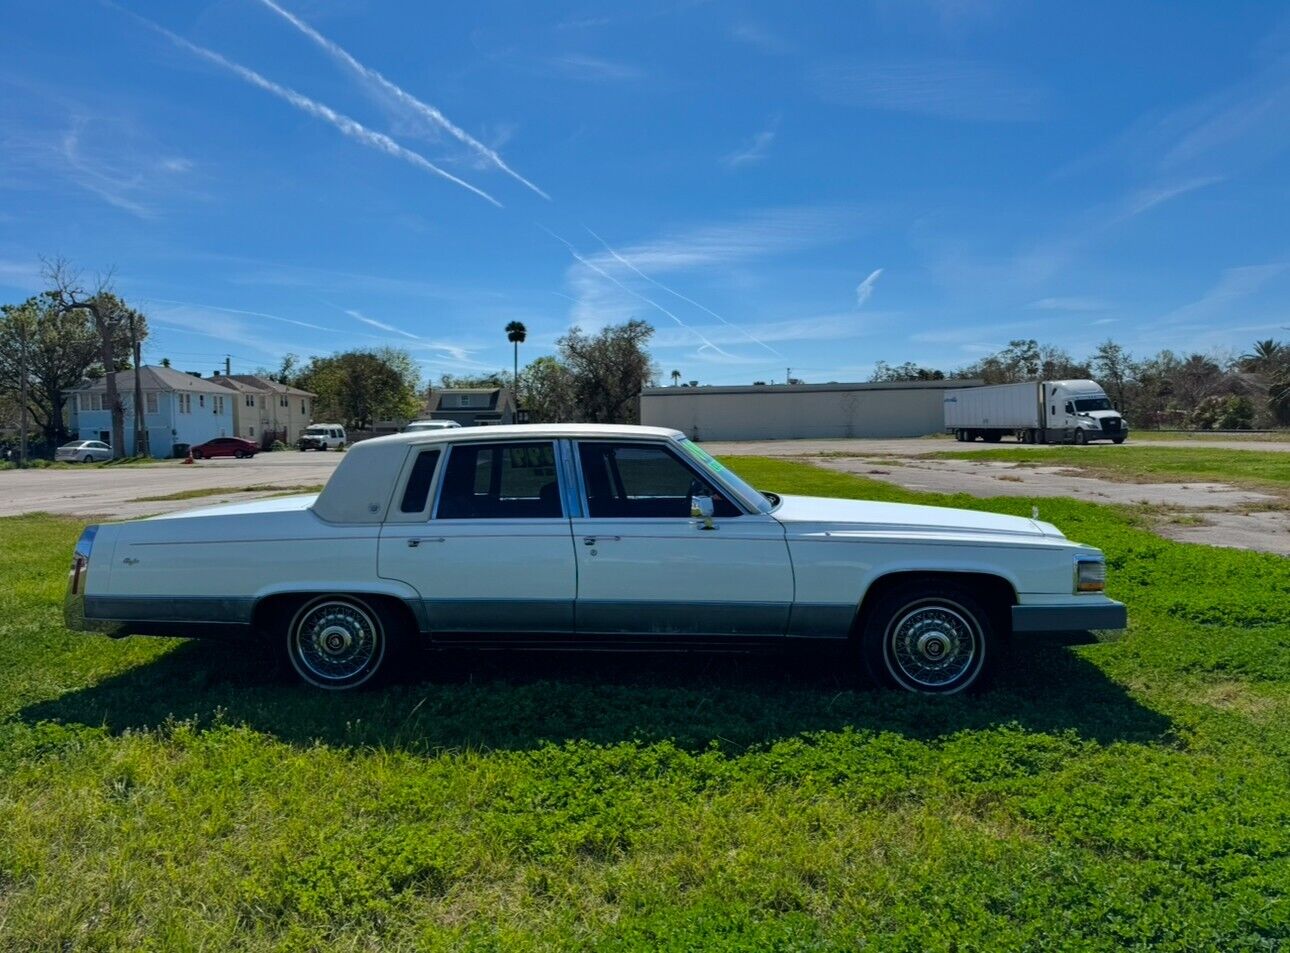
[639,380,982,441]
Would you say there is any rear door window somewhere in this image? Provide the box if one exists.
[436,442,562,519]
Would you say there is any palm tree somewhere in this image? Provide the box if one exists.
[505,321,527,399]
[1239,339,1283,373]
[670,369,681,387]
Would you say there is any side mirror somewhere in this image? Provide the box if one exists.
[690,494,716,529]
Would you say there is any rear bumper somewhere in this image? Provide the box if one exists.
[1012,599,1127,633]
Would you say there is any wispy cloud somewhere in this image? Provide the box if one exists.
[1028,296,1111,312]
[810,59,1045,122]
[547,54,644,82]
[1160,263,1288,326]
[149,297,339,333]
[730,22,794,55]
[1120,176,1222,218]
[585,228,783,357]
[544,227,735,358]
[723,119,778,167]
[855,268,883,307]
[251,0,548,200]
[117,6,501,207]
[593,206,857,274]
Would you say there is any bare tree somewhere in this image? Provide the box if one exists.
[42,257,129,458]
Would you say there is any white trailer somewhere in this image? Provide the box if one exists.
[944,380,1128,444]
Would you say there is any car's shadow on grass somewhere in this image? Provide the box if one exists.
[21,633,1172,754]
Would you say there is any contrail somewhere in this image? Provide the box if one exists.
[585,227,784,357]
[856,268,883,307]
[253,0,550,200]
[116,5,501,207]
[347,309,422,340]
[542,227,735,358]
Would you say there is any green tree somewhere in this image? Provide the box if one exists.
[870,360,945,382]
[1092,340,1133,412]
[43,260,140,458]
[297,348,422,430]
[0,292,131,451]
[557,320,656,423]
[521,355,577,422]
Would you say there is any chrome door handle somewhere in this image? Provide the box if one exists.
[407,537,445,547]
[583,535,621,545]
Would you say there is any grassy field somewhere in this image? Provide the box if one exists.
[1,458,1287,950]
[932,445,1290,496]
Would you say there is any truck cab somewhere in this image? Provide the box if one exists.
[1046,381,1128,444]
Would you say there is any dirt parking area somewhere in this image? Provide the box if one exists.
[813,456,1290,556]
[702,435,1290,456]
[0,452,343,519]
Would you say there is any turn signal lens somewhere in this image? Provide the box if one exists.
[1076,559,1106,593]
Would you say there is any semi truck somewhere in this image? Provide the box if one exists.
[943,380,1129,444]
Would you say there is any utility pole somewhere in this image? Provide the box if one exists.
[225,355,232,377]
[786,368,791,385]
[17,315,29,468]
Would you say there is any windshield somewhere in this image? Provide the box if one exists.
[1073,397,1112,412]
[676,438,773,513]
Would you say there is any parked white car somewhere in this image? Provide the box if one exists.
[55,440,113,463]
[65,424,1125,693]
[297,424,346,451]
[402,419,462,433]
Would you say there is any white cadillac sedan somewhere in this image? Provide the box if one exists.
[65,424,1125,694]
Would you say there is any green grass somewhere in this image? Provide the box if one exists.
[931,445,1290,496]
[130,484,324,503]
[1130,430,1288,443]
[0,455,175,471]
[1,460,1288,950]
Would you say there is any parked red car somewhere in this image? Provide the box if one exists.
[190,437,259,460]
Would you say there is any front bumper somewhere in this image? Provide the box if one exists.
[1012,599,1127,633]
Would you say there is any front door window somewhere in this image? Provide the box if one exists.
[576,442,739,519]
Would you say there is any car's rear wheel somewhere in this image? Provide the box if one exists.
[1113,437,1125,445]
[191,449,203,460]
[286,595,392,690]
[861,583,995,694]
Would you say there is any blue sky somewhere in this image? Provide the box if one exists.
[2,1,1289,385]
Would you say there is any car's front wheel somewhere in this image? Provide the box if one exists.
[861,583,995,694]
[82,454,93,463]
[286,596,392,690]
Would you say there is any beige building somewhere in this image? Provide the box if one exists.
[639,380,982,441]
[213,374,316,447]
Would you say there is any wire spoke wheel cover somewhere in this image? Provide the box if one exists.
[884,599,982,692]
[289,598,385,689]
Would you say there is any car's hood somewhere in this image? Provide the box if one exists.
[1082,409,1123,421]
[149,493,319,520]
[771,494,1064,540]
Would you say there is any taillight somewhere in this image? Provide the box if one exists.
[69,525,98,596]
[70,554,87,594]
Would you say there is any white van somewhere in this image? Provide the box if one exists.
[298,424,347,451]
